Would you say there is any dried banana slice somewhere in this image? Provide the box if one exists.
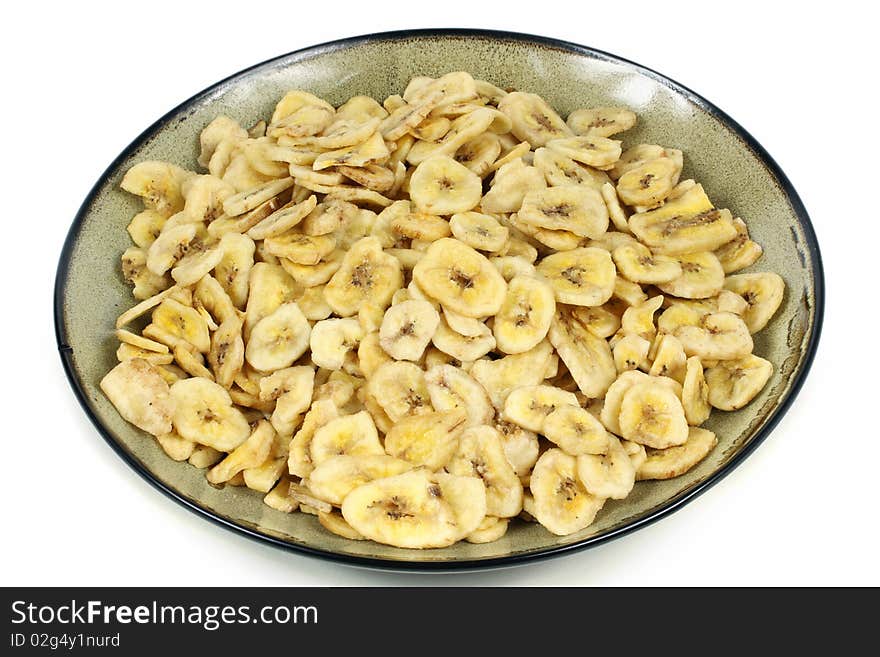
[222,178,295,217]
[715,217,763,273]
[296,285,332,321]
[115,329,168,355]
[100,359,174,436]
[723,272,785,333]
[599,181,630,233]
[317,511,366,540]
[146,223,199,277]
[657,302,705,334]
[179,174,236,223]
[127,209,167,249]
[263,475,298,512]
[309,110,384,152]
[492,275,556,354]
[170,238,226,287]
[309,318,363,370]
[509,213,582,252]
[537,248,616,307]
[612,242,682,284]
[618,381,689,449]
[657,252,725,299]
[424,364,494,427]
[569,305,621,339]
[309,411,384,467]
[431,318,496,362]
[207,420,275,485]
[258,365,314,435]
[410,115,452,141]
[308,454,413,506]
[636,427,717,480]
[546,135,622,170]
[152,298,211,353]
[155,431,196,461]
[601,371,675,438]
[366,361,432,422]
[207,316,244,389]
[244,301,311,371]
[649,333,688,383]
[532,146,610,189]
[288,483,333,513]
[447,425,523,518]
[409,155,482,215]
[680,356,711,425]
[300,198,358,237]
[413,237,507,317]
[380,97,442,142]
[503,385,579,433]
[173,343,213,380]
[121,247,172,300]
[390,211,451,241]
[567,107,637,137]
[716,289,750,315]
[548,308,617,398]
[209,233,254,310]
[287,399,339,478]
[280,250,344,287]
[493,420,538,480]
[449,211,509,252]
[442,307,485,337]
[616,157,677,208]
[169,377,250,451]
[313,131,390,170]
[629,185,737,255]
[378,299,440,361]
[576,434,636,499]
[530,448,605,536]
[705,354,773,410]
[454,133,501,177]
[542,404,609,456]
[324,236,403,317]
[263,232,336,266]
[465,517,509,544]
[406,107,498,164]
[268,90,335,139]
[609,144,665,180]
[613,334,651,373]
[338,164,396,193]
[121,161,193,217]
[341,469,486,549]
[385,409,468,470]
[481,159,547,213]
[243,262,300,337]
[470,339,553,409]
[198,116,247,169]
[490,255,537,283]
[246,194,317,240]
[518,185,609,238]
[621,295,664,341]
[356,331,392,377]
[675,312,754,361]
[497,92,572,146]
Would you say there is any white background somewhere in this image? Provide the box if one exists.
[3,1,877,586]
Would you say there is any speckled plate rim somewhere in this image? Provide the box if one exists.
[54,28,824,572]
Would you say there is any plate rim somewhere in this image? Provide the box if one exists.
[54,28,825,572]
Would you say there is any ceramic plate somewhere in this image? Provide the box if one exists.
[54,29,824,570]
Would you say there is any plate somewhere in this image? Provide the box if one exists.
[54,29,824,570]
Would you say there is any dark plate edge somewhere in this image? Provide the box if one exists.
[53,28,825,573]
